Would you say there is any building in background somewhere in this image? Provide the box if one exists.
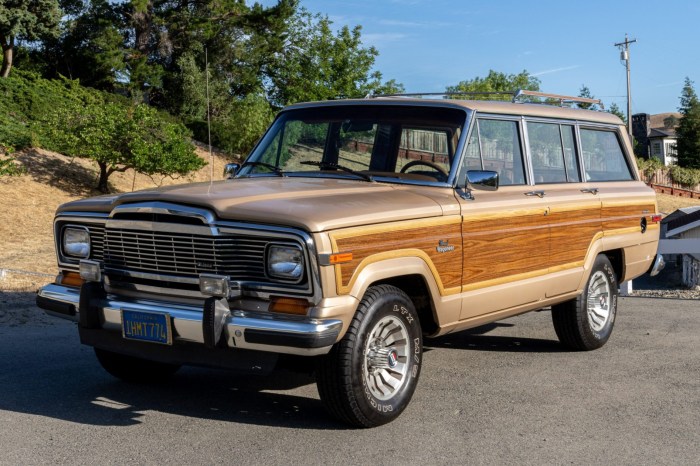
[660,206,700,288]
[632,112,681,165]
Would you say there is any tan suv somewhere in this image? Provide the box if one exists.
[37,92,663,427]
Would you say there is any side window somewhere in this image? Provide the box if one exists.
[561,125,581,182]
[527,122,581,183]
[477,119,526,186]
[463,128,483,171]
[580,129,634,181]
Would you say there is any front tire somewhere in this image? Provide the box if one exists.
[316,285,423,427]
[552,254,619,350]
[94,348,181,383]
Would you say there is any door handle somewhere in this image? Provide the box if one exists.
[525,190,546,198]
[580,188,599,195]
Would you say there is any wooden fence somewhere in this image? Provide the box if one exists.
[641,168,700,198]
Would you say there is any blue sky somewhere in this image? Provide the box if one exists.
[259,0,699,116]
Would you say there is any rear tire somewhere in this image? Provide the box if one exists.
[552,254,618,351]
[316,285,422,427]
[94,348,181,383]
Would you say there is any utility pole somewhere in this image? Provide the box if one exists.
[615,34,637,137]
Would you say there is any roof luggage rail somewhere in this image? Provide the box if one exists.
[368,90,605,110]
[511,90,605,110]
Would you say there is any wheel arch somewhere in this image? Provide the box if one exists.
[346,256,445,335]
[603,248,625,284]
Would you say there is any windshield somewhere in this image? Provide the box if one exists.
[238,105,467,185]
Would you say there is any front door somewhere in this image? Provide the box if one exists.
[458,117,550,320]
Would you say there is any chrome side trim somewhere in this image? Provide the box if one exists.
[37,284,340,356]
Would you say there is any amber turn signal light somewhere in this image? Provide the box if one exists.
[269,297,310,315]
[329,252,353,264]
[60,271,84,287]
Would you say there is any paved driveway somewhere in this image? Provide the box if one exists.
[0,296,697,465]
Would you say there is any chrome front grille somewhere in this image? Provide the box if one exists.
[56,206,317,299]
[88,224,105,261]
[103,228,270,280]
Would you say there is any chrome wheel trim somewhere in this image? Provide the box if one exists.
[586,270,612,332]
[363,315,410,401]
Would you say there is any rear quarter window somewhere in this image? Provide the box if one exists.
[580,128,634,182]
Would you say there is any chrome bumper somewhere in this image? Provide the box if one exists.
[649,254,666,277]
[36,283,342,356]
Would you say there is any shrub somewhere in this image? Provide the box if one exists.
[669,165,700,188]
[0,143,26,177]
[635,157,664,178]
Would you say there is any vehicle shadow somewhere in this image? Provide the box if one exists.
[0,320,348,430]
[425,322,565,353]
[0,359,348,429]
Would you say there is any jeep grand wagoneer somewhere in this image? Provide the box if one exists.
[37,92,663,427]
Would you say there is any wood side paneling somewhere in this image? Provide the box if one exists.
[328,200,656,299]
[602,203,656,231]
[462,212,549,286]
[549,207,601,268]
[332,220,463,294]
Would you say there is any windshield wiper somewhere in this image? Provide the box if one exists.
[240,161,285,176]
[300,161,374,182]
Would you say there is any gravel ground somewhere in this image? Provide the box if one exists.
[630,260,700,300]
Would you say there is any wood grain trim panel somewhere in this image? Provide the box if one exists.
[332,249,462,296]
[330,217,463,296]
[327,201,656,298]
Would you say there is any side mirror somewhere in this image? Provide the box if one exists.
[466,170,498,191]
[223,163,241,179]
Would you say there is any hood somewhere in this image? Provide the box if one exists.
[57,177,456,232]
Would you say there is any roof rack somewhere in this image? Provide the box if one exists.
[512,90,605,110]
[369,90,605,110]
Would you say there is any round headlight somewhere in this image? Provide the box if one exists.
[63,227,91,258]
[267,244,303,281]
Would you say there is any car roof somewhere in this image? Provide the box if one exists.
[284,97,624,126]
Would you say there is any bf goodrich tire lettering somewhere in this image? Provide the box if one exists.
[316,285,423,427]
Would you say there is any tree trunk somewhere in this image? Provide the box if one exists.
[0,35,14,78]
[97,161,110,193]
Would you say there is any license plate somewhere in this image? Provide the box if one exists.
[121,309,172,345]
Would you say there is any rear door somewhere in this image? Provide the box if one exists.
[524,120,602,297]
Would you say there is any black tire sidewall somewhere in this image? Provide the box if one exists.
[349,288,423,425]
[581,256,618,346]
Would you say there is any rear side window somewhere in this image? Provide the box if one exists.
[528,122,581,183]
[476,119,526,186]
[580,129,634,181]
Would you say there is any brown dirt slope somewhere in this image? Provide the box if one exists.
[0,147,234,289]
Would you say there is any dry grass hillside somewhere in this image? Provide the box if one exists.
[0,146,234,292]
[1,148,699,294]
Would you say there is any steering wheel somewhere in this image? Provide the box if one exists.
[399,160,449,178]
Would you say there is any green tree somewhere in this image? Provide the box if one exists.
[576,85,599,110]
[0,0,61,77]
[267,10,402,106]
[45,98,204,192]
[446,70,540,100]
[675,77,700,169]
[608,102,627,124]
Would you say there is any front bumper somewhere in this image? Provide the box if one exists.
[36,283,342,357]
